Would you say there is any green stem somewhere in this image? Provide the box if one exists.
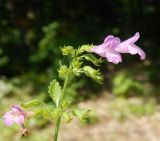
[54,64,72,141]
[60,64,72,104]
[54,116,61,141]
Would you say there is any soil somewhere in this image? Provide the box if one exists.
[59,95,160,141]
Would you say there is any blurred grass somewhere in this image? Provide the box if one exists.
[108,98,156,121]
[0,83,159,141]
[0,67,159,141]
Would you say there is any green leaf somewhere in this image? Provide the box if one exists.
[72,60,83,76]
[48,79,62,107]
[61,100,71,110]
[82,54,102,66]
[73,109,91,121]
[63,112,73,123]
[72,60,83,69]
[83,66,103,84]
[51,108,62,119]
[21,100,43,108]
[35,105,58,120]
[61,46,74,56]
[58,65,69,79]
[72,68,83,76]
[78,45,93,53]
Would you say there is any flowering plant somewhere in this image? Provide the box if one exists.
[3,33,145,141]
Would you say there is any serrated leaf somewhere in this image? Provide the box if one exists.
[72,68,83,76]
[72,60,83,69]
[82,54,102,66]
[63,112,73,123]
[21,100,43,108]
[73,109,91,121]
[83,66,103,84]
[48,79,62,107]
[35,105,57,120]
[61,100,71,110]
[72,60,83,76]
[51,108,62,120]
[61,46,74,56]
[79,45,93,53]
[58,65,69,79]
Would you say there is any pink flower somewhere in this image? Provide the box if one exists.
[91,32,146,64]
[3,105,26,126]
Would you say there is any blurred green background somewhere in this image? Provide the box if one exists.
[0,0,160,141]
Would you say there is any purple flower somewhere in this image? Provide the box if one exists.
[3,105,26,126]
[91,32,146,64]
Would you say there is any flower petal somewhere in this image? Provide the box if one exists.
[128,44,146,60]
[120,32,140,45]
[12,105,25,116]
[4,118,14,126]
[107,38,120,48]
[104,36,121,48]
[92,32,145,64]
[104,35,114,43]
[115,43,146,60]
[105,48,122,64]
[3,105,26,127]
[3,111,13,117]
[91,44,106,57]
[114,43,129,53]
[14,115,25,125]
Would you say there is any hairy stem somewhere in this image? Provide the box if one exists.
[60,64,72,104]
[54,64,72,141]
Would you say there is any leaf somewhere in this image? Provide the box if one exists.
[72,60,83,69]
[58,65,69,79]
[78,45,93,53]
[73,109,91,121]
[51,108,62,119]
[82,54,102,66]
[61,100,71,110]
[48,79,62,107]
[35,105,59,120]
[63,112,73,123]
[21,100,43,108]
[72,60,83,76]
[61,46,74,56]
[83,66,103,84]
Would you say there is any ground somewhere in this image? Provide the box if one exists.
[60,95,160,141]
[1,93,160,141]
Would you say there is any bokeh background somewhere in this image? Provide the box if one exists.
[0,0,160,141]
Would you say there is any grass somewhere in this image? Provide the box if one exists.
[0,79,159,141]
